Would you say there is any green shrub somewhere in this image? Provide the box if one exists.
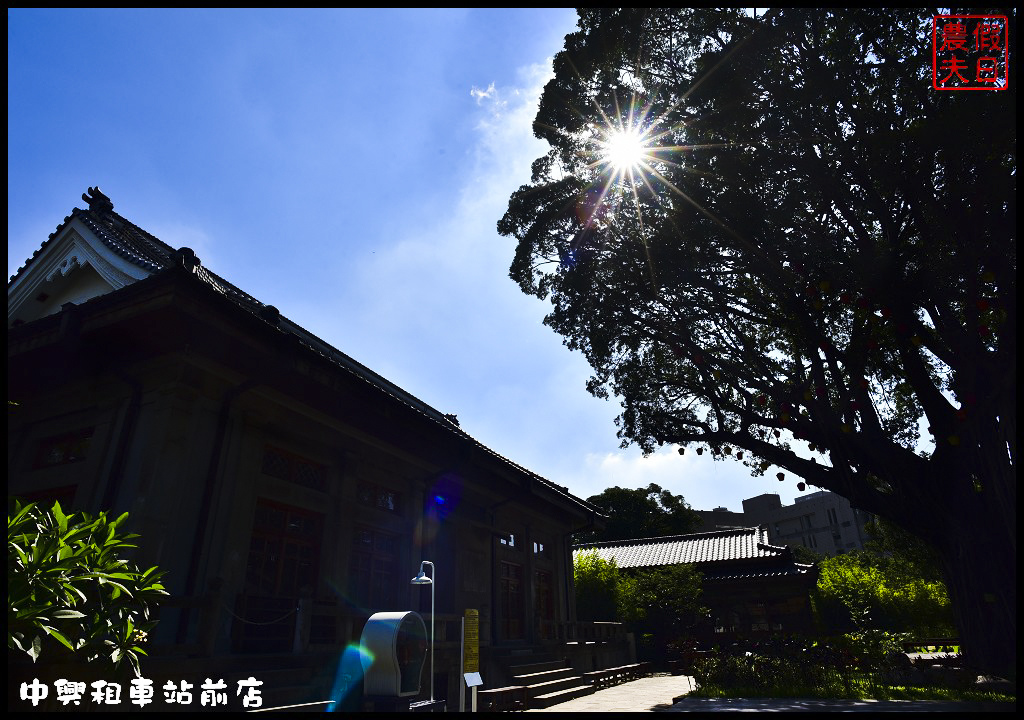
[8,499,168,676]
[619,564,704,660]
[691,639,851,697]
[690,634,1015,702]
[832,629,911,674]
[814,552,953,636]
[574,550,621,621]
[574,551,704,660]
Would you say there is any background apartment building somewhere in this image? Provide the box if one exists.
[694,491,874,556]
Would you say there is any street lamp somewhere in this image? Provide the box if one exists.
[410,560,435,702]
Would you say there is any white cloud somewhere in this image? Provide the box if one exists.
[470,82,497,104]
[279,59,562,425]
[334,62,554,351]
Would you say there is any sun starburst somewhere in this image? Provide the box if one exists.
[602,128,649,173]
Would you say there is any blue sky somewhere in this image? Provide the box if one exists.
[7,8,803,513]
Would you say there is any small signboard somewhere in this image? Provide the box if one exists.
[464,672,483,688]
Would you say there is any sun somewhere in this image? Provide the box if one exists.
[601,128,649,173]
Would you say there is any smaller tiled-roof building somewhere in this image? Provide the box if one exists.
[574,527,818,642]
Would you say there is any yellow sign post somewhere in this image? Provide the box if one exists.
[461,609,480,711]
[464,609,479,672]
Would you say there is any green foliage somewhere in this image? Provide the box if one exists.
[692,636,852,697]
[619,564,704,659]
[578,483,701,543]
[573,550,704,659]
[789,544,825,566]
[832,629,909,673]
[573,550,621,622]
[814,552,953,637]
[690,635,1013,701]
[8,498,168,677]
[812,517,952,637]
[694,653,847,698]
[862,516,944,584]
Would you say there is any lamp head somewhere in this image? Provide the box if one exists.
[410,560,433,585]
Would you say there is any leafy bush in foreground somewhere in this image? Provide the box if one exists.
[8,499,168,676]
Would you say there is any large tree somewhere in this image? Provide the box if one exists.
[500,9,1015,677]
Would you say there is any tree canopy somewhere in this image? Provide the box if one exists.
[861,516,944,586]
[500,9,1015,677]
[578,482,701,543]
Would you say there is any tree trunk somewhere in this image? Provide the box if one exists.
[928,470,1016,681]
[848,441,1016,680]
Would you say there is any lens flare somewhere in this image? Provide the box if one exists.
[326,643,374,712]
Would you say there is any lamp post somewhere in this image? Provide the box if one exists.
[410,560,435,703]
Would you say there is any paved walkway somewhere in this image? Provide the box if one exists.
[525,675,697,712]
[525,674,1015,712]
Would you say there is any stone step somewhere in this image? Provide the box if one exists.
[521,675,589,700]
[530,683,596,709]
[502,656,604,708]
[512,667,577,684]
[508,659,566,675]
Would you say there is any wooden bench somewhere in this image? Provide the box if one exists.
[582,669,616,689]
[478,685,528,712]
[583,662,652,689]
[900,638,960,654]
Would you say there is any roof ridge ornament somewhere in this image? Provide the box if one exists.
[258,304,280,326]
[82,186,114,213]
[174,246,200,271]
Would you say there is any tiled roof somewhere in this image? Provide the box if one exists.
[10,188,265,315]
[76,209,173,273]
[574,527,792,569]
[703,564,815,581]
[9,189,600,518]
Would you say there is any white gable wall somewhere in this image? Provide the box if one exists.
[29,263,114,321]
[8,219,152,327]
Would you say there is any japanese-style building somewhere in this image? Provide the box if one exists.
[8,188,628,707]
[574,527,819,643]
